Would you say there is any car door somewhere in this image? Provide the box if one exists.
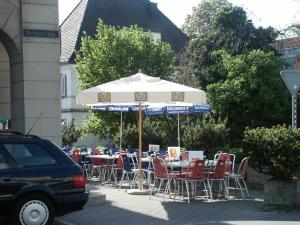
[0,147,20,214]
[2,141,72,193]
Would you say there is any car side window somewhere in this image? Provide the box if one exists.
[3,143,58,167]
[0,151,8,169]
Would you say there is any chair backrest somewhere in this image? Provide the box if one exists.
[211,159,226,179]
[71,150,81,163]
[129,154,138,169]
[181,153,189,161]
[188,160,205,180]
[218,153,235,174]
[152,158,168,179]
[90,149,102,165]
[114,154,124,168]
[121,154,132,172]
[238,157,249,177]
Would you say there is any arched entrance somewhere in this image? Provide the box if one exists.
[0,19,23,132]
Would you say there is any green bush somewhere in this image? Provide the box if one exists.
[182,114,229,152]
[62,119,82,147]
[243,125,300,180]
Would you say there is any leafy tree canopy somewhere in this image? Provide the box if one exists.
[76,20,175,90]
[182,0,230,38]
[207,50,289,141]
[180,0,278,90]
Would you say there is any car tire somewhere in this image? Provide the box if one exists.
[10,194,54,225]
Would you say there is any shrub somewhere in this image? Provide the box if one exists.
[243,125,300,180]
[182,114,229,152]
[62,119,82,147]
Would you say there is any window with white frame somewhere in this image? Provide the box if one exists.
[61,73,67,97]
[152,32,161,43]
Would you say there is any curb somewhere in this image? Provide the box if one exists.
[55,219,77,225]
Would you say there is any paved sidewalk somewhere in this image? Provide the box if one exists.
[58,185,300,225]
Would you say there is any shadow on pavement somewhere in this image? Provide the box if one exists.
[57,187,300,225]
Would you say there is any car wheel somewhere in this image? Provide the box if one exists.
[10,194,54,225]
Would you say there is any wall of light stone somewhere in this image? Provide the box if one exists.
[0,0,61,145]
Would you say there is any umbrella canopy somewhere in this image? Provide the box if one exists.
[77,72,206,105]
[77,70,208,192]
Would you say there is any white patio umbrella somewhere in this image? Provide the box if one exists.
[77,70,207,192]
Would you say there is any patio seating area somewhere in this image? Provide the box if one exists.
[66,147,250,204]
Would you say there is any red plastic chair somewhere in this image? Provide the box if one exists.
[152,158,177,197]
[89,149,107,180]
[176,160,208,203]
[71,149,81,164]
[217,153,235,175]
[110,154,124,183]
[205,159,227,200]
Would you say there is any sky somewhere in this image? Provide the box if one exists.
[59,0,300,30]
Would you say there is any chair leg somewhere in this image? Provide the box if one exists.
[185,180,190,204]
[158,179,163,194]
[236,178,245,199]
[223,180,228,197]
[173,179,177,202]
[241,177,249,197]
[202,180,209,200]
[207,180,213,200]
[119,171,126,190]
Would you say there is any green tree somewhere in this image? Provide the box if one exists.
[182,0,230,38]
[62,119,82,147]
[76,20,175,90]
[207,50,289,142]
[180,0,278,90]
[76,21,175,140]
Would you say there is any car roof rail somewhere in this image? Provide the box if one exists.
[0,130,24,135]
[0,130,41,139]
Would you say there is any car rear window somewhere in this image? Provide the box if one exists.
[3,143,58,167]
[0,151,8,169]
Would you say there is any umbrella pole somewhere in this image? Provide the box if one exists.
[120,110,123,151]
[177,113,180,147]
[138,102,143,190]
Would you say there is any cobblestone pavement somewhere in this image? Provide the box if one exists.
[57,184,300,225]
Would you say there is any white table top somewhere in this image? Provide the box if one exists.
[166,160,215,169]
[85,154,119,159]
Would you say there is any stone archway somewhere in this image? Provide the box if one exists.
[0,0,23,131]
[0,0,61,145]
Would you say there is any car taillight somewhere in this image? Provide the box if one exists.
[73,175,86,188]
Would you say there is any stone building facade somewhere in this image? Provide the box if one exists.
[0,0,61,145]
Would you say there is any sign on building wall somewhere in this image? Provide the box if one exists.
[23,29,59,38]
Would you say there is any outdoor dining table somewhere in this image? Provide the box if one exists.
[166,160,215,172]
[85,154,120,183]
[85,154,119,159]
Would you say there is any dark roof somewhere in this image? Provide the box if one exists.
[274,36,300,50]
[60,0,187,63]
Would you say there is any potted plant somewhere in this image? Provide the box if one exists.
[243,125,300,206]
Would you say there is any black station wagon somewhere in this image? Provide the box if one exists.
[0,130,88,225]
